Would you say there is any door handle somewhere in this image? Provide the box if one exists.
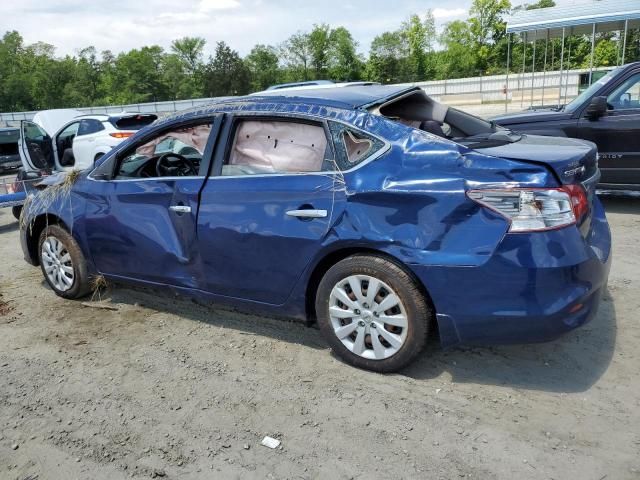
[169,205,191,214]
[286,209,327,219]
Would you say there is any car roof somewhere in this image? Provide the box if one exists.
[249,84,418,110]
[157,85,420,127]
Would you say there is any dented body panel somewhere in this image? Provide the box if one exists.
[20,92,611,348]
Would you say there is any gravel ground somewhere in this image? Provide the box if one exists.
[0,195,639,480]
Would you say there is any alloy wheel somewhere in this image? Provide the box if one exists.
[41,236,74,292]
[328,274,408,360]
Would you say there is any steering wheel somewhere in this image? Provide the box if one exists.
[155,152,197,177]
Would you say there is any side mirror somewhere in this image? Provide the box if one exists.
[585,96,608,120]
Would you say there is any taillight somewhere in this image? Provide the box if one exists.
[562,184,589,221]
[468,186,588,233]
[110,132,134,139]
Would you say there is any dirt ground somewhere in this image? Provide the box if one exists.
[0,195,639,480]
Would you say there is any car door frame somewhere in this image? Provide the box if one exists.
[83,113,225,287]
[19,120,56,172]
[194,111,348,304]
[53,120,81,170]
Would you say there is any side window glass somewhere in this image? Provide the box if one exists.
[328,122,385,170]
[59,122,79,139]
[223,120,332,176]
[607,73,640,111]
[78,119,105,136]
[115,123,211,179]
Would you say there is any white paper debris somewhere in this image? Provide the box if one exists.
[261,436,281,449]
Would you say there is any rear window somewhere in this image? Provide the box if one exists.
[0,129,19,145]
[328,122,386,170]
[110,114,157,131]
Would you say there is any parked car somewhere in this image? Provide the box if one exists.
[19,109,157,173]
[492,61,640,191]
[19,85,611,372]
[0,127,22,173]
[261,80,380,93]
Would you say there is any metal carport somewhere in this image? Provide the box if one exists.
[504,0,640,109]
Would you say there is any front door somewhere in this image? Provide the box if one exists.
[196,116,344,304]
[578,71,640,186]
[19,121,55,172]
[83,116,222,288]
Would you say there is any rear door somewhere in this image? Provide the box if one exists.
[19,121,55,172]
[196,115,344,304]
[577,70,640,187]
[73,118,105,169]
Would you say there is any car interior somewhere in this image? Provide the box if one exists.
[607,74,640,110]
[115,124,212,179]
[374,89,522,149]
[56,122,79,167]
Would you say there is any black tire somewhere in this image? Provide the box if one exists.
[315,254,431,372]
[12,206,22,220]
[38,224,91,299]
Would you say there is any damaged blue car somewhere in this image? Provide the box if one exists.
[19,85,611,372]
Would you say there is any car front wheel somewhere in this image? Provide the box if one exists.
[38,225,91,299]
[316,254,431,372]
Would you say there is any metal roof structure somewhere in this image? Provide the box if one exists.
[502,0,640,112]
[507,0,640,39]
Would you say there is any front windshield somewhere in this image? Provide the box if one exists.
[564,67,622,112]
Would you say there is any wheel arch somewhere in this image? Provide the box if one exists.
[25,213,71,266]
[304,247,438,333]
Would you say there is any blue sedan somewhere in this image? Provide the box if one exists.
[19,85,612,372]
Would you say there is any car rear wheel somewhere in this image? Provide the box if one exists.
[316,254,431,372]
[38,225,91,299]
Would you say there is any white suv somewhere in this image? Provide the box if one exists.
[19,110,157,173]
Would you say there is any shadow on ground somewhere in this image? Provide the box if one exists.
[107,285,327,351]
[599,194,640,214]
[103,281,616,394]
[0,220,18,234]
[403,290,616,393]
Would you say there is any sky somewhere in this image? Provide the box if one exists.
[1,0,583,58]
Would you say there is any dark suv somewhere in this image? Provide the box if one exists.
[493,62,640,191]
[0,127,21,173]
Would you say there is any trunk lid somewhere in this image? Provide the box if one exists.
[472,134,598,185]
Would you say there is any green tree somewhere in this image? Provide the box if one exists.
[437,20,477,78]
[328,27,362,80]
[203,41,250,96]
[468,0,512,72]
[245,44,281,91]
[400,13,433,81]
[309,24,332,78]
[366,31,409,83]
[280,32,313,81]
[171,37,206,75]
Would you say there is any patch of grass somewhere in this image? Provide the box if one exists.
[20,170,81,233]
[90,274,109,302]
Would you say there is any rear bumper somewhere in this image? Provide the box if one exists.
[410,198,612,347]
[0,154,21,170]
